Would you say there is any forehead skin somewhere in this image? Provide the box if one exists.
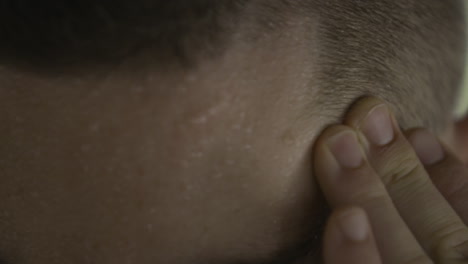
[0,21,325,263]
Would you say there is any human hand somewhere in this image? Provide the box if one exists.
[314,97,468,263]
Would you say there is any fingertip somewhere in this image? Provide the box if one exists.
[312,125,357,178]
[406,128,445,166]
[337,207,370,242]
[406,128,468,222]
[323,207,382,264]
[344,96,389,129]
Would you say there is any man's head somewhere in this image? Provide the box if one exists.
[0,0,466,263]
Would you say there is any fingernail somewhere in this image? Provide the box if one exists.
[328,130,363,169]
[362,104,394,146]
[409,129,445,165]
[338,208,369,241]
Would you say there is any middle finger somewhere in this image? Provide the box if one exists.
[345,97,468,260]
[314,125,428,263]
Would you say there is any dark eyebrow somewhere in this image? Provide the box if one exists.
[221,238,321,264]
[204,225,325,264]
[255,235,322,264]
[193,204,330,264]
[221,206,330,264]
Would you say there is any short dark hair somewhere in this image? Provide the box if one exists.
[0,0,248,70]
[311,0,466,133]
[0,0,466,133]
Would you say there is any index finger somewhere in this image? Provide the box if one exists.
[345,97,468,260]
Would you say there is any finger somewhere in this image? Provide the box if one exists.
[454,116,468,163]
[323,207,381,264]
[314,125,429,264]
[407,129,468,234]
[345,97,468,261]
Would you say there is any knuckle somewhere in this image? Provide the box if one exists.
[432,162,468,201]
[381,155,426,188]
[432,226,468,261]
[349,185,390,205]
[445,179,468,203]
[452,240,468,259]
[402,254,433,264]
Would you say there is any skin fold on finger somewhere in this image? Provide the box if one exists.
[455,116,468,164]
[323,207,382,264]
[344,97,468,261]
[406,128,468,258]
[313,125,429,264]
[406,128,468,225]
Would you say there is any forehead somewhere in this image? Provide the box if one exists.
[0,38,328,263]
